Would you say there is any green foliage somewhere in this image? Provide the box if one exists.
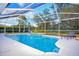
[18,15,26,20]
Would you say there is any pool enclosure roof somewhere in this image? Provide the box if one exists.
[0,3,59,26]
[0,3,45,18]
[0,3,79,26]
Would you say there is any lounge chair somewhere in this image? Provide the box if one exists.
[61,31,76,40]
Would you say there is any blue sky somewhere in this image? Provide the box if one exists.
[34,3,52,13]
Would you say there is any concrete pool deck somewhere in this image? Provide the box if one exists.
[0,34,79,56]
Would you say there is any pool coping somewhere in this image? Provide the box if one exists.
[4,33,61,39]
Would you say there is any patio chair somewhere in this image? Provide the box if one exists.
[61,31,76,40]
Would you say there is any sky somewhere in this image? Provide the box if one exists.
[0,17,18,26]
[34,3,52,13]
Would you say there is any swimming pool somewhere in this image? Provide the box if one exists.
[6,34,59,53]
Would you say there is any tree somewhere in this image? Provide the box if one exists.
[60,4,79,33]
[18,15,27,25]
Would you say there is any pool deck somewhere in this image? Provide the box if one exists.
[0,34,79,56]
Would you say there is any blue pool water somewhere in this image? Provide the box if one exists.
[6,34,59,53]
